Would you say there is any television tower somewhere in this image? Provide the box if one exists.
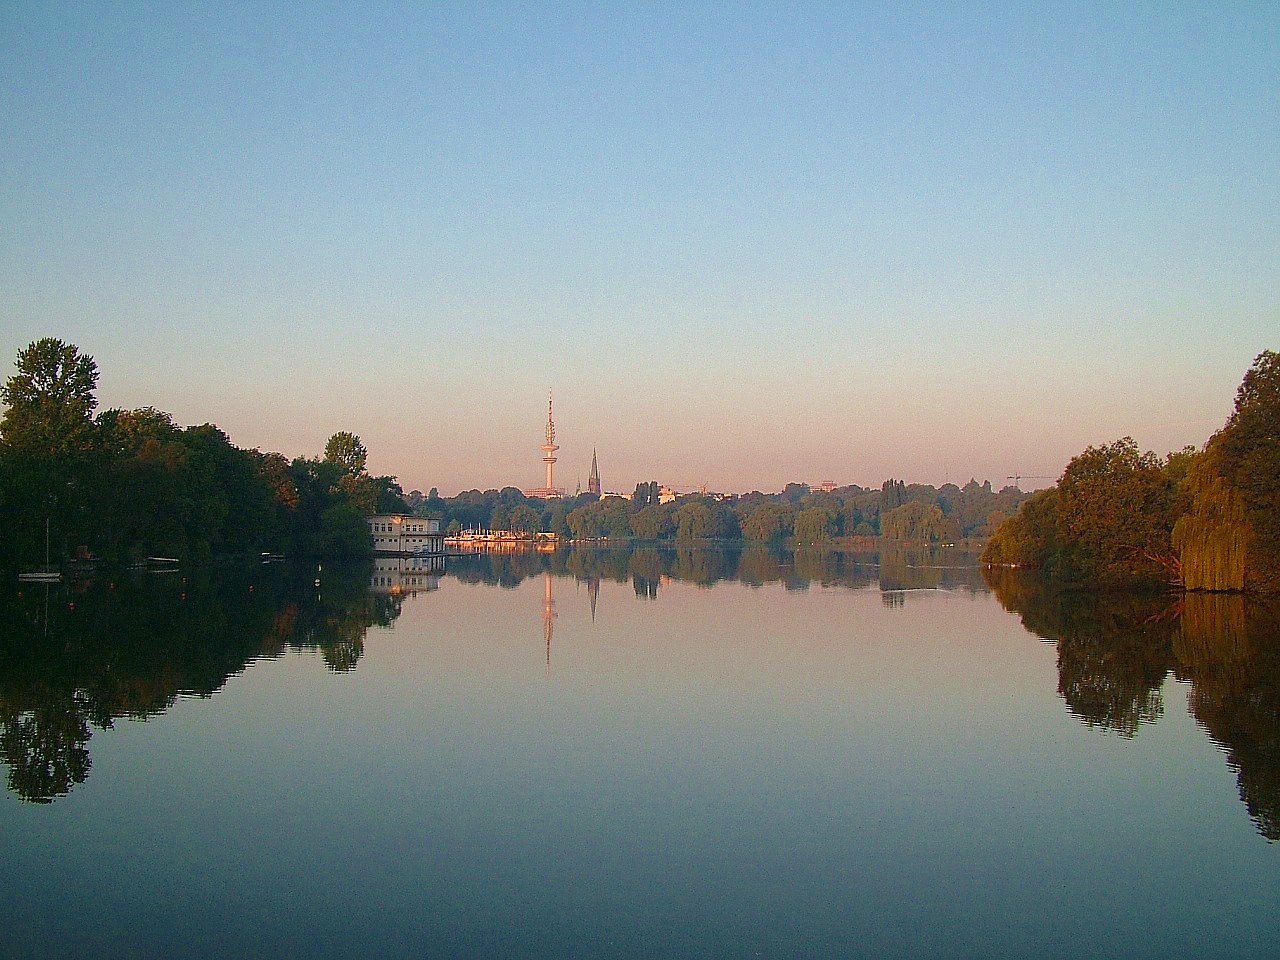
[543,389,559,492]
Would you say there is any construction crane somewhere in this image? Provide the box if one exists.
[1007,474,1055,488]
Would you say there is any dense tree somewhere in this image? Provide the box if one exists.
[545,503,570,538]
[489,503,510,531]
[793,507,834,543]
[881,479,906,510]
[743,503,788,542]
[674,502,716,541]
[629,503,672,539]
[1215,351,1280,590]
[509,504,541,533]
[633,481,660,508]
[0,338,99,458]
[1174,351,1280,592]
[782,482,809,504]
[323,431,368,476]
[1054,438,1183,587]
[880,501,948,542]
[980,489,1060,568]
[1172,448,1250,591]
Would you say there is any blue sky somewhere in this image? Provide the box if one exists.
[2,1,1276,494]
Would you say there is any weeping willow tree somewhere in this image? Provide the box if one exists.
[1173,350,1279,593]
[1172,450,1251,591]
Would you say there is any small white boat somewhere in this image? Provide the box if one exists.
[18,570,62,583]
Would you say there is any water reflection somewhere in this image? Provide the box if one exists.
[0,560,397,803]
[986,569,1280,840]
[5,546,1278,846]
[452,543,987,597]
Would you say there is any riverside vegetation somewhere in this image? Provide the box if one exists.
[981,351,1280,593]
[0,339,410,567]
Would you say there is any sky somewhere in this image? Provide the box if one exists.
[2,1,1276,495]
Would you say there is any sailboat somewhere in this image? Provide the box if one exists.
[18,515,62,582]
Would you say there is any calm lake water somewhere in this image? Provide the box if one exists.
[2,547,1278,959]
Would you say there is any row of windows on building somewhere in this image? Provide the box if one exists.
[369,520,439,534]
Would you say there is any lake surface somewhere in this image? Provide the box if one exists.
[2,547,1278,959]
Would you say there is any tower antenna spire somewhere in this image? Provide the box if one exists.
[542,388,559,493]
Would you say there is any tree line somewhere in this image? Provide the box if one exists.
[981,350,1280,593]
[409,477,1027,546]
[0,338,406,567]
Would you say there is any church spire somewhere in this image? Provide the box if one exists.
[588,447,601,496]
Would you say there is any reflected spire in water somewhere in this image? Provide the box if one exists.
[543,570,556,676]
[587,577,599,623]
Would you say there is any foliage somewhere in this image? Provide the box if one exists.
[793,507,834,543]
[323,431,368,476]
[980,489,1061,568]
[629,503,673,539]
[1172,448,1250,591]
[1053,438,1181,586]
[880,501,948,541]
[743,503,789,542]
[0,340,402,565]
[1214,351,1280,591]
[0,338,99,458]
[509,504,541,532]
[983,351,1278,593]
[674,502,716,541]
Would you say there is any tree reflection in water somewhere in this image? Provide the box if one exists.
[9,546,1273,841]
[986,568,1280,840]
[0,560,397,803]
[455,543,983,596]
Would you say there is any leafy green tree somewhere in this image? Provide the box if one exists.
[743,503,786,541]
[1055,438,1181,587]
[1217,351,1280,590]
[566,503,603,539]
[793,507,834,543]
[509,504,540,533]
[1175,351,1280,592]
[630,503,673,539]
[633,481,660,508]
[881,479,906,510]
[880,501,947,541]
[287,458,371,557]
[980,489,1061,567]
[603,499,633,538]
[0,338,99,458]
[323,431,368,476]
[782,482,809,503]
[1173,448,1248,590]
[674,502,715,541]
[373,476,410,514]
[546,503,570,538]
[490,503,509,531]
[254,451,298,510]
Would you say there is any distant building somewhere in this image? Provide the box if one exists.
[588,448,601,496]
[818,480,837,493]
[658,485,677,504]
[367,514,444,556]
